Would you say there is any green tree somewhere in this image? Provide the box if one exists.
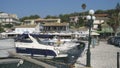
[59,14,70,23]
[81,3,86,10]
[19,16,29,22]
[107,3,120,36]
[20,15,40,22]
[3,24,13,28]
[45,15,58,19]
[76,17,84,28]
[95,10,105,14]
[81,3,87,27]
[0,28,4,33]
[29,15,40,19]
[0,23,4,33]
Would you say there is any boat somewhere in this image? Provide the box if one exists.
[36,34,80,53]
[15,34,67,59]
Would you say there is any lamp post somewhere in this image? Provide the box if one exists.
[86,9,96,67]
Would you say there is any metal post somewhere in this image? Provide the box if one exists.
[86,15,93,67]
[86,25,91,67]
[117,52,119,68]
[86,9,96,67]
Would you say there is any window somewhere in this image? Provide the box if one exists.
[21,37,33,43]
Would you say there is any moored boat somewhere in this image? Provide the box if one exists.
[15,34,67,59]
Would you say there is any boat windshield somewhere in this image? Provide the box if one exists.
[19,36,33,43]
[34,37,54,46]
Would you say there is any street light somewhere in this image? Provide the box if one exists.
[86,9,96,67]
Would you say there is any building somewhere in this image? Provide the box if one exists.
[15,24,39,34]
[93,14,109,29]
[23,18,69,32]
[42,23,69,32]
[35,18,61,24]
[69,16,79,23]
[23,19,35,25]
[0,12,19,25]
[0,24,40,38]
[69,14,109,30]
[23,18,61,25]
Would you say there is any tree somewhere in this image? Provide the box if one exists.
[19,16,29,22]
[81,3,87,16]
[107,3,120,36]
[45,15,58,19]
[0,23,4,33]
[29,15,40,19]
[76,17,84,28]
[3,24,13,28]
[19,15,40,22]
[0,28,4,33]
[81,3,87,27]
[81,3,86,10]
[59,14,70,23]
[95,10,105,14]
[116,3,120,13]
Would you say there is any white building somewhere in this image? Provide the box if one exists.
[23,18,69,32]
[23,18,61,25]
[69,16,79,23]
[93,14,109,29]
[0,12,19,25]
[0,24,40,38]
[69,14,109,30]
[15,25,40,34]
[23,19,35,25]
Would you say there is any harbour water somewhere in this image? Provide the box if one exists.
[0,39,85,68]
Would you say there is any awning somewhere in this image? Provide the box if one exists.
[86,31,100,35]
[91,32,100,35]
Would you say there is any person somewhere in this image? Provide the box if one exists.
[56,38,61,46]
[91,36,96,48]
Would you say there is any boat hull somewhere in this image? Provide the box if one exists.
[16,47,57,57]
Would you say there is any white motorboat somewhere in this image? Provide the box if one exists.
[15,34,67,58]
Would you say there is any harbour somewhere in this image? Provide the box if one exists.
[0,36,85,68]
[0,1,120,67]
[0,39,120,68]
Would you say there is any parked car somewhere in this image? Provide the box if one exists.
[114,37,120,47]
[107,36,120,47]
[107,37,114,45]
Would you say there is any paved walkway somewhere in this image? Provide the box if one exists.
[75,41,120,68]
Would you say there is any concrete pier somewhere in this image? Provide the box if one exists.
[75,41,120,68]
[8,51,56,68]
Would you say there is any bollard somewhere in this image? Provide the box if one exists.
[117,52,119,68]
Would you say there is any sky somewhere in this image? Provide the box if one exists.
[0,0,120,18]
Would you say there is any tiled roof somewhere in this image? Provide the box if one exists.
[43,23,69,26]
[96,17,109,20]
[35,18,60,21]
[24,19,35,21]
[94,14,108,17]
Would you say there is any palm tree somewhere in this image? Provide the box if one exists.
[81,3,86,10]
[81,3,86,16]
[116,3,120,13]
[81,3,87,27]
